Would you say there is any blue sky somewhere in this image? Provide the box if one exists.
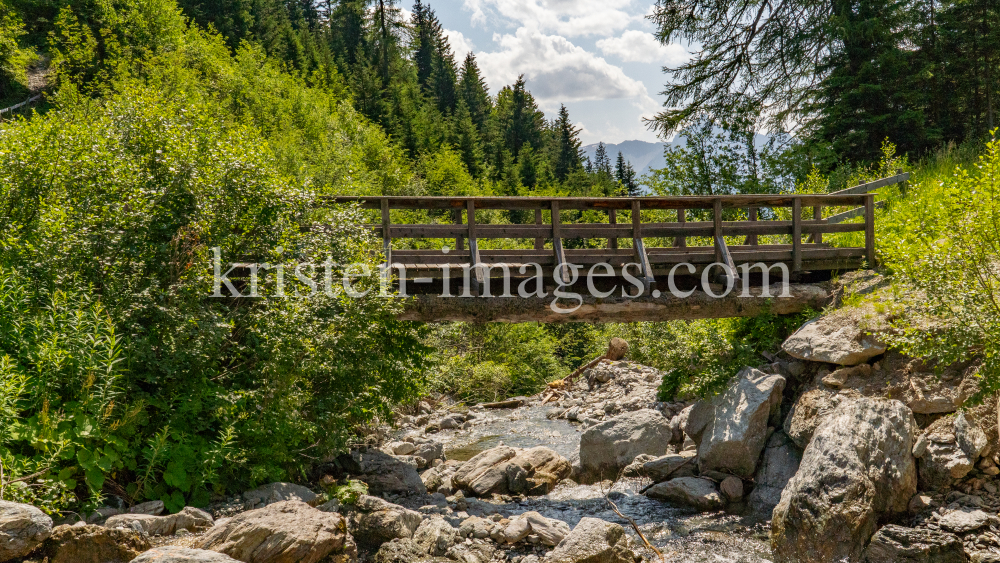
[414,0,692,145]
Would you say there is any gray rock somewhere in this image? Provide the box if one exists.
[129,500,165,516]
[242,482,320,508]
[412,518,457,556]
[939,508,990,533]
[452,446,517,496]
[130,546,240,562]
[545,517,635,563]
[372,538,450,563]
[349,450,427,496]
[642,451,697,482]
[459,516,493,539]
[451,446,571,497]
[87,507,121,524]
[197,500,357,563]
[746,431,802,518]
[579,409,671,480]
[504,512,570,547]
[915,412,988,490]
[783,389,855,449]
[106,507,212,536]
[389,441,416,456]
[346,495,422,549]
[0,500,53,560]
[444,539,496,563]
[719,476,744,501]
[861,524,965,563]
[781,314,886,365]
[684,367,785,478]
[771,398,918,563]
[645,477,723,511]
[38,524,149,563]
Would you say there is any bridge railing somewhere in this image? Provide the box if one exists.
[317,190,886,295]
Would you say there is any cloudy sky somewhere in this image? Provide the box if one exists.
[422,0,691,145]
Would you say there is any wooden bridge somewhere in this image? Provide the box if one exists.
[320,173,906,322]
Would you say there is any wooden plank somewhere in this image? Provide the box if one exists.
[714,233,741,284]
[534,209,544,250]
[381,199,392,275]
[826,201,887,224]
[812,203,823,244]
[633,237,654,294]
[454,209,464,250]
[609,209,618,250]
[745,207,758,246]
[713,199,723,263]
[830,172,910,195]
[792,198,802,272]
[467,200,484,295]
[552,201,568,284]
[865,194,876,266]
[318,193,871,211]
[676,208,686,248]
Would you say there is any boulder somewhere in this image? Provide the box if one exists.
[642,451,696,482]
[783,389,857,449]
[388,442,416,456]
[746,431,802,518]
[914,412,988,490]
[782,314,886,366]
[683,367,785,478]
[343,450,426,496]
[242,482,320,508]
[579,409,671,480]
[862,524,966,563]
[939,508,990,533]
[371,539,449,563]
[346,495,422,549]
[38,524,148,563]
[451,446,571,497]
[129,500,165,516]
[444,539,496,563]
[412,518,457,556]
[771,398,918,563]
[719,476,744,501]
[645,477,723,511]
[196,500,357,563]
[545,518,635,563]
[106,506,213,536]
[130,546,241,562]
[0,500,53,560]
[499,512,569,547]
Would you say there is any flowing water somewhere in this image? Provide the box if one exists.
[416,403,774,562]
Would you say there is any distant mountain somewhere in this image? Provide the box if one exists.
[580,140,677,178]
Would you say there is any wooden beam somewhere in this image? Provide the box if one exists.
[714,233,741,285]
[865,194,876,267]
[676,208,686,248]
[830,172,910,195]
[812,204,823,244]
[551,201,568,284]
[467,200,483,295]
[826,201,887,224]
[454,208,464,250]
[792,198,802,272]
[713,199,723,263]
[381,199,392,274]
[608,209,618,250]
[745,207,758,246]
[534,208,544,250]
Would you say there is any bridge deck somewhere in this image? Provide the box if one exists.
[320,189,885,295]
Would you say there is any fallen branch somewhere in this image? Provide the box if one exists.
[602,475,666,563]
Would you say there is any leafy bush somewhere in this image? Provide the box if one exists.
[426,323,567,403]
[0,75,426,513]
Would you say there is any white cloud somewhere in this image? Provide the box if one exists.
[596,30,688,65]
[476,27,650,102]
[444,29,476,62]
[463,0,636,37]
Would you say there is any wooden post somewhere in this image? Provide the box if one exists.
[534,208,544,250]
[551,201,567,284]
[897,167,907,196]
[865,194,875,266]
[792,198,802,272]
[813,204,823,244]
[632,200,653,294]
[454,208,464,251]
[608,209,618,250]
[713,199,723,263]
[676,208,686,248]
[381,199,392,267]
[746,207,758,246]
[467,200,483,295]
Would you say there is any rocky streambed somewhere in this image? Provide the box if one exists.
[6,294,1000,563]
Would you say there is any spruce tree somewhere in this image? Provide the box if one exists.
[553,104,582,181]
[615,152,639,197]
[458,53,492,133]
